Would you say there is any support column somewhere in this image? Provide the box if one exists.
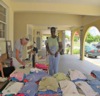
[71,29,75,55]
[62,31,66,53]
[58,30,65,53]
[80,26,84,60]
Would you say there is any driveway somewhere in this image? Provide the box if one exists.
[85,56,100,66]
[59,54,100,75]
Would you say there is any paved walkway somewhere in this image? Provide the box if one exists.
[85,56,100,66]
[59,54,100,75]
[40,47,100,75]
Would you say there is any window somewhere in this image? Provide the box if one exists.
[0,2,7,39]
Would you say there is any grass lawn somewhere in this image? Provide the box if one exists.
[74,42,80,47]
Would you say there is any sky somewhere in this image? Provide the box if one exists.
[88,26,100,36]
[65,30,71,36]
[65,27,100,37]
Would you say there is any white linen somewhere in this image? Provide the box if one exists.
[59,79,80,96]
[2,82,24,95]
[75,81,98,96]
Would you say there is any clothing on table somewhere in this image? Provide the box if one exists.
[68,70,87,82]
[87,79,100,94]
[35,63,48,70]
[38,77,59,92]
[75,81,98,96]
[10,71,25,82]
[53,72,69,81]
[2,82,24,95]
[30,68,42,73]
[24,74,35,83]
[26,70,49,82]
[37,88,62,96]
[59,79,80,96]
[91,70,100,80]
[19,82,38,96]
[15,93,29,96]
[0,66,15,77]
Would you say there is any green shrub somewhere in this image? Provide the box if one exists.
[73,49,80,54]
[66,47,70,54]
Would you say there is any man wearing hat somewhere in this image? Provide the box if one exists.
[12,37,29,68]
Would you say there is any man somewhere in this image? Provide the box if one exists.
[46,27,62,75]
[12,37,29,68]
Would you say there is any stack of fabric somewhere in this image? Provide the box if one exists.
[37,76,62,96]
[1,68,100,96]
[68,69,99,96]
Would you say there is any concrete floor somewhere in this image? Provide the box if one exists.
[59,54,100,75]
[40,47,100,75]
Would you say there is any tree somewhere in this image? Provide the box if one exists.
[74,35,79,42]
[95,35,100,42]
[85,33,95,43]
[66,35,70,40]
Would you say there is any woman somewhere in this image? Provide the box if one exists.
[46,27,62,76]
[0,62,4,77]
[0,53,15,77]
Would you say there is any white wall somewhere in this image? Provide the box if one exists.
[0,0,14,53]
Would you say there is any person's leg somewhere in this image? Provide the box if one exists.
[54,53,60,74]
[0,62,4,77]
[49,55,54,76]
[29,54,31,60]
[32,54,35,67]
[35,54,38,62]
[3,66,15,77]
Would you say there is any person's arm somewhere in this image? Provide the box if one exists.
[55,42,63,57]
[46,43,54,55]
[0,53,7,77]
[28,50,35,55]
[57,42,63,53]
[27,45,33,50]
[0,62,4,77]
[16,49,25,66]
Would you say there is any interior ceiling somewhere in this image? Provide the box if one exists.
[12,0,100,6]
[12,0,100,34]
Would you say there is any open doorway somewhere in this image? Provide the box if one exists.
[65,30,71,54]
[73,31,80,55]
[85,26,100,58]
